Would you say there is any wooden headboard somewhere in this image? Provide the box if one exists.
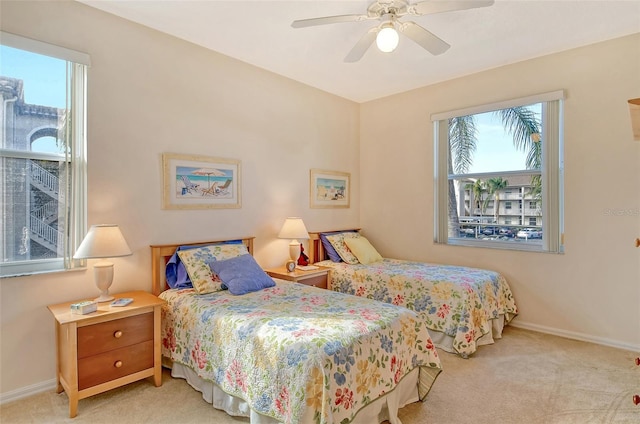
[308,229,360,264]
[150,237,255,296]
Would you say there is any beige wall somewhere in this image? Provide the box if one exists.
[0,1,359,397]
[360,34,640,350]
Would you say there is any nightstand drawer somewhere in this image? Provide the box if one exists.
[265,266,330,290]
[298,274,327,289]
[78,340,154,390]
[78,313,153,358]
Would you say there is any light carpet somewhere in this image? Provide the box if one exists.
[1,327,638,423]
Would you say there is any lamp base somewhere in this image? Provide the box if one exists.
[288,240,301,262]
[93,260,115,303]
[95,293,115,303]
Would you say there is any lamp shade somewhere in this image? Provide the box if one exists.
[73,224,132,259]
[277,217,309,240]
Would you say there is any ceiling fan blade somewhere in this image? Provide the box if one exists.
[399,21,450,55]
[292,14,368,28]
[410,0,494,16]
[344,28,378,63]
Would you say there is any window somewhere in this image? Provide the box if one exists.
[433,91,564,253]
[1,32,89,277]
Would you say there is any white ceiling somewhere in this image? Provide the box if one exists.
[78,0,640,103]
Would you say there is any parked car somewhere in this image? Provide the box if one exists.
[516,228,542,239]
[463,228,476,236]
[482,226,498,235]
[498,228,514,237]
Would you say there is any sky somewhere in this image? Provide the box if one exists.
[467,106,541,174]
[1,46,67,154]
[1,46,66,107]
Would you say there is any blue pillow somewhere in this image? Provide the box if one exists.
[166,240,243,289]
[320,231,356,262]
[208,254,275,295]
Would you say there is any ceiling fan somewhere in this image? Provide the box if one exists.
[291,0,494,62]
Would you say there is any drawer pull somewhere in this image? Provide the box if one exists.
[634,394,640,405]
[113,330,123,338]
[114,360,123,368]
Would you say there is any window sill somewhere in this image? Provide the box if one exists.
[1,262,86,279]
[443,237,563,254]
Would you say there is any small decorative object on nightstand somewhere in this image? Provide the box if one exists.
[265,265,330,290]
[47,291,164,418]
[285,260,296,273]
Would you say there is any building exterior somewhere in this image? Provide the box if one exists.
[1,76,66,262]
[458,174,542,230]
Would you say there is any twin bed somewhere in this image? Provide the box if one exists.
[150,229,518,423]
[308,230,518,358]
[151,237,442,424]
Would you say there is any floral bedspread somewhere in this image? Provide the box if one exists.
[160,282,442,424]
[317,259,518,357]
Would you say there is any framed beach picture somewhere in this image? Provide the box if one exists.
[162,153,241,209]
[310,169,350,209]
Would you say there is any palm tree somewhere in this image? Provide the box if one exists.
[448,115,477,236]
[465,179,486,216]
[485,177,508,223]
[498,106,542,170]
[497,107,542,218]
[447,106,541,237]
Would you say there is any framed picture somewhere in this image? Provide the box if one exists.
[310,169,350,208]
[162,153,241,209]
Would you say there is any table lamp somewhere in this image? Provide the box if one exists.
[73,224,132,302]
[277,217,309,264]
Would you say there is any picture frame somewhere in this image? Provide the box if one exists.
[162,153,241,209]
[310,169,350,208]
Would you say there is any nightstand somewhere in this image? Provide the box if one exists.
[47,290,164,418]
[265,266,331,289]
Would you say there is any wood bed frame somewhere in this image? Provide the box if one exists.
[308,229,360,264]
[150,237,255,296]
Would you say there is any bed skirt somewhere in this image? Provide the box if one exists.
[168,360,422,424]
[429,314,509,357]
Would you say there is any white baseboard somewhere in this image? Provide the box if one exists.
[0,378,57,406]
[510,321,640,353]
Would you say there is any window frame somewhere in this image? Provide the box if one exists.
[432,90,565,253]
[1,32,89,277]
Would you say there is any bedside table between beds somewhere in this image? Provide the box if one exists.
[265,266,331,290]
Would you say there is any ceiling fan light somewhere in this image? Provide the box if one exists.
[376,26,399,53]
